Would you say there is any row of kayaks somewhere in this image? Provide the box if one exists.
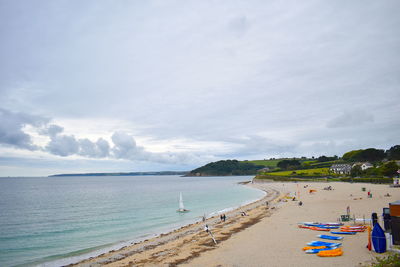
[299,222,367,257]
[302,241,343,257]
[298,222,366,233]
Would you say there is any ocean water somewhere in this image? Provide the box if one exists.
[0,175,264,267]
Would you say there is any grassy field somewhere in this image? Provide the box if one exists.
[245,159,282,168]
[245,158,335,171]
[261,167,331,177]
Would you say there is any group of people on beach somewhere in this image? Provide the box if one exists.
[220,214,226,222]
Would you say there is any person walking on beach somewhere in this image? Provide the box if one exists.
[223,214,226,222]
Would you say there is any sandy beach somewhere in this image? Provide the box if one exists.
[71,181,400,267]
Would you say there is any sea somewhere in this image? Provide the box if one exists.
[0,175,265,267]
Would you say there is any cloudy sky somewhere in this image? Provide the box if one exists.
[1,0,399,176]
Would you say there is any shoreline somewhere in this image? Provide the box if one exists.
[67,182,283,266]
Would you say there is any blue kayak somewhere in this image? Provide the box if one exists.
[331,231,356,235]
[372,223,386,253]
[318,234,343,240]
[307,241,342,247]
[305,246,339,254]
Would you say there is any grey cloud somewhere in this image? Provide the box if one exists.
[111,132,142,159]
[111,132,205,165]
[95,138,110,158]
[0,107,111,159]
[327,110,374,128]
[0,108,48,150]
[45,134,111,158]
[78,138,110,158]
[46,134,80,156]
[39,124,64,137]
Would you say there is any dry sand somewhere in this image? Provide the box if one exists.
[71,181,400,267]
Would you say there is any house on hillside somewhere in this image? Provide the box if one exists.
[361,162,373,170]
[330,164,352,175]
[352,162,373,171]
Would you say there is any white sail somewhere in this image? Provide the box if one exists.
[179,192,185,210]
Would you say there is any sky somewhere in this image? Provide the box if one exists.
[0,0,399,176]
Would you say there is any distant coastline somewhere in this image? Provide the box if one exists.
[49,171,189,177]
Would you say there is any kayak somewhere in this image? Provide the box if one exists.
[307,241,342,247]
[331,231,356,235]
[298,225,330,231]
[305,246,339,254]
[372,223,386,253]
[318,234,343,240]
[341,225,366,229]
[340,229,365,232]
[299,222,343,226]
[309,227,330,231]
[304,223,339,229]
[317,248,343,257]
[302,245,326,251]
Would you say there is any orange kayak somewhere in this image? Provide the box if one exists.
[340,228,365,232]
[317,248,343,257]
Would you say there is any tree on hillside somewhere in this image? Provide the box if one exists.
[189,160,264,176]
[360,148,386,162]
[343,150,363,161]
[277,159,301,170]
[342,148,385,162]
[317,155,338,162]
[386,145,400,160]
[350,165,362,177]
[382,161,399,177]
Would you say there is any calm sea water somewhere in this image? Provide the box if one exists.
[0,175,264,267]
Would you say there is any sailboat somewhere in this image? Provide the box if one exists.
[177,192,189,213]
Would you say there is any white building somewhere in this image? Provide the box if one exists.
[330,164,352,175]
[361,162,373,171]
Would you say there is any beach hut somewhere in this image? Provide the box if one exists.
[389,201,400,245]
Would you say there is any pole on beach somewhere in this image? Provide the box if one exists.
[204,224,217,245]
[209,231,217,245]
